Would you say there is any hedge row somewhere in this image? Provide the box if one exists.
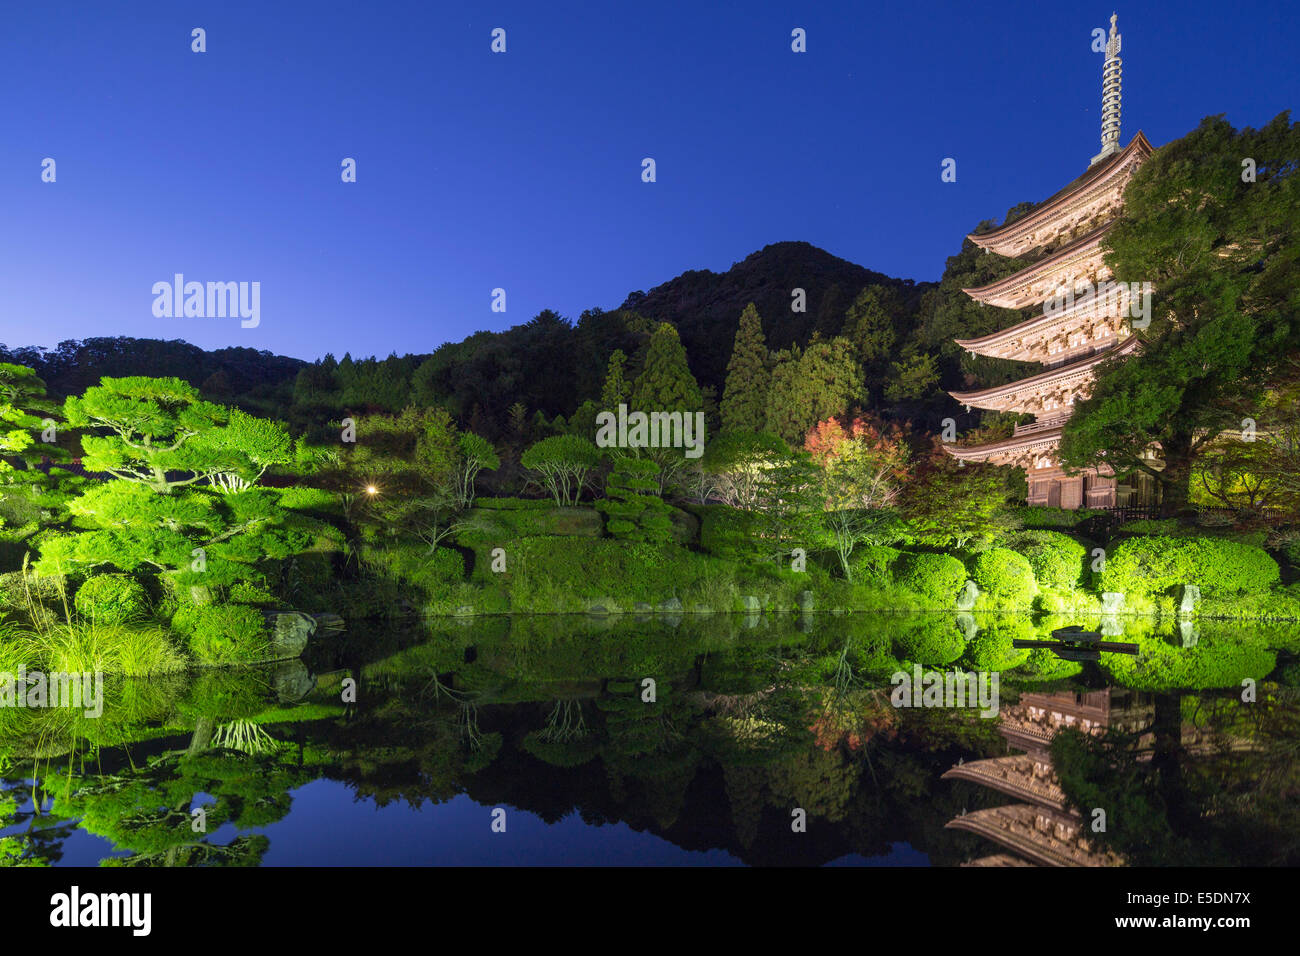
[1098,536,1280,597]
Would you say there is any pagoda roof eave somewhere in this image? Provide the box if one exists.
[966,131,1154,252]
[943,425,1064,462]
[962,221,1115,303]
[954,294,1129,353]
[948,336,1139,406]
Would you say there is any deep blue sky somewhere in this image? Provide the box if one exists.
[4,0,1297,362]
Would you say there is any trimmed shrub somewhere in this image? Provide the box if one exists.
[1121,519,1269,547]
[894,616,965,666]
[473,497,553,510]
[1098,536,1280,597]
[1019,506,1103,529]
[893,552,967,606]
[850,545,902,584]
[1004,530,1088,589]
[74,574,150,624]
[457,505,603,544]
[962,618,1033,671]
[970,548,1038,605]
[596,457,674,543]
[520,435,602,505]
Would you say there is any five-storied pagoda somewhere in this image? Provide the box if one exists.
[944,13,1159,510]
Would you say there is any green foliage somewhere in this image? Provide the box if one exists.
[471,497,554,511]
[969,548,1038,605]
[0,620,185,676]
[371,541,467,591]
[892,552,966,606]
[842,287,897,374]
[962,618,1032,670]
[903,441,1017,550]
[1018,506,1103,529]
[178,604,270,665]
[456,432,499,507]
[691,430,789,508]
[720,304,771,433]
[520,435,602,505]
[1060,112,1300,511]
[457,506,603,559]
[1119,518,1269,548]
[883,347,940,403]
[1003,530,1089,589]
[596,457,674,543]
[631,323,703,413]
[73,574,150,625]
[600,349,631,410]
[1098,536,1280,597]
[276,486,340,515]
[849,545,901,583]
[695,505,766,561]
[893,616,965,666]
[764,339,863,445]
[1098,626,1275,690]
[64,377,290,492]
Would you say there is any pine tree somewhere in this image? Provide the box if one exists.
[631,324,702,413]
[720,303,770,433]
[600,349,630,410]
[596,456,674,543]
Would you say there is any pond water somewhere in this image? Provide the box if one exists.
[2,612,1297,866]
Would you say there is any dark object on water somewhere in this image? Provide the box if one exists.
[1012,624,1139,661]
[1050,625,1102,644]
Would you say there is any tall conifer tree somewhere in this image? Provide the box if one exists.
[631,324,702,412]
[720,303,770,433]
[600,349,630,409]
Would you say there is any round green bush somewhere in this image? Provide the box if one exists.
[74,574,150,624]
[962,619,1033,670]
[1004,530,1088,589]
[180,605,270,665]
[970,548,1038,604]
[893,552,967,606]
[850,545,902,583]
[1098,536,1280,597]
[894,617,965,666]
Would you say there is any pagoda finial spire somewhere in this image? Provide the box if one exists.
[1090,12,1124,166]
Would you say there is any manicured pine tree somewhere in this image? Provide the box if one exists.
[596,456,674,543]
[720,303,770,433]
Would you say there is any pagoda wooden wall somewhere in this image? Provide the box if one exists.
[1026,470,1122,510]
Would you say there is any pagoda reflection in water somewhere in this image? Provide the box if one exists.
[943,688,1153,867]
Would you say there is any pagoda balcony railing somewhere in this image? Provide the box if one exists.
[1013,417,1071,437]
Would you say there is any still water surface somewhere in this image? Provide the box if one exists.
[3,612,1297,866]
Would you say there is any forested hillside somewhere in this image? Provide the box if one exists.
[2,213,1047,444]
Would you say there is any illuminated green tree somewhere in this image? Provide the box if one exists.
[1060,112,1300,514]
[720,304,770,433]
